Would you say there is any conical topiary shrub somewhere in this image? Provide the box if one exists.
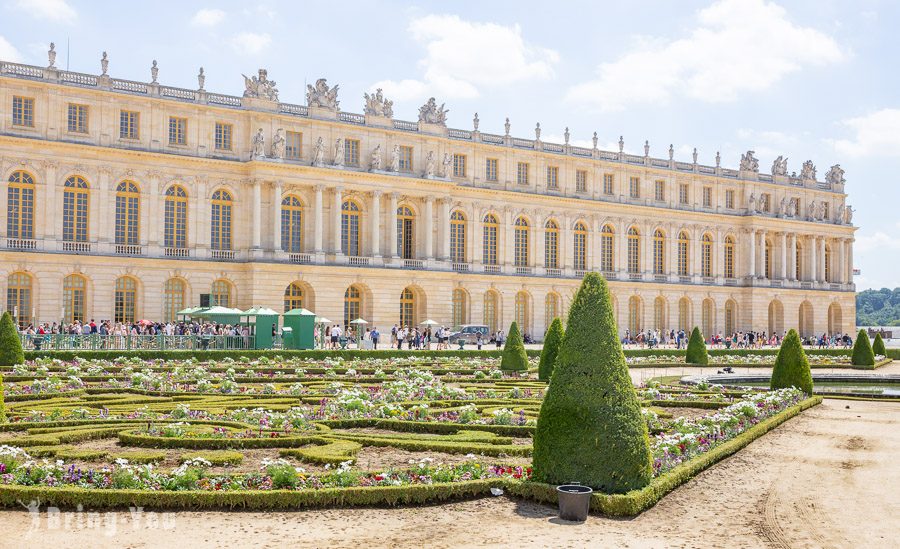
[851,329,875,367]
[685,326,708,365]
[0,312,24,366]
[538,317,564,381]
[500,321,528,371]
[770,328,813,394]
[872,333,886,357]
[532,273,652,493]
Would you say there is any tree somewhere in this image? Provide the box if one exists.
[0,312,24,366]
[532,273,652,493]
[500,321,528,371]
[538,318,564,381]
[872,332,886,357]
[851,329,875,367]
[770,328,813,394]
[685,326,708,365]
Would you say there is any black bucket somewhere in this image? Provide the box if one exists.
[556,484,593,521]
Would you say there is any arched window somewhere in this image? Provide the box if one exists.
[544,220,559,269]
[514,217,530,267]
[211,189,233,250]
[450,211,466,263]
[764,238,772,279]
[7,272,32,328]
[484,290,499,334]
[600,224,615,272]
[515,291,530,335]
[654,297,666,330]
[824,244,832,282]
[114,276,137,323]
[573,222,587,271]
[63,176,89,242]
[628,296,642,335]
[627,227,641,274]
[210,279,232,308]
[164,185,188,250]
[284,282,305,312]
[163,278,185,322]
[677,231,690,276]
[702,298,713,338]
[281,195,303,253]
[341,200,360,256]
[701,233,713,278]
[115,181,140,245]
[545,293,560,329]
[725,300,736,335]
[399,287,416,327]
[482,214,498,265]
[344,286,361,328]
[7,171,35,240]
[397,205,415,259]
[678,297,691,330]
[452,288,467,327]
[653,229,665,275]
[63,274,86,323]
[724,236,735,278]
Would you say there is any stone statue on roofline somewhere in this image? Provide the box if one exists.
[772,155,788,176]
[243,68,279,101]
[825,164,845,186]
[418,97,449,126]
[363,88,393,117]
[740,150,759,172]
[800,160,816,182]
[307,78,339,110]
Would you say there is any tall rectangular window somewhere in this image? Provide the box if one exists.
[603,174,614,195]
[399,146,413,172]
[485,158,498,181]
[453,154,467,177]
[725,189,734,209]
[119,110,139,139]
[761,193,771,212]
[12,96,34,127]
[286,131,302,159]
[168,117,186,145]
[629,176,640,198]
[576,170,587,192]
[345,139,360,166]
[679,183,689,204]
[546,166,559,189]
[214,122,233,150]
[823,202,830,220]
[702,186,712,207]
[654,180,665,201]
[517,162,530,185]
[67,104,88,133]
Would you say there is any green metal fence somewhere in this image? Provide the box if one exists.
[18,334,274,351]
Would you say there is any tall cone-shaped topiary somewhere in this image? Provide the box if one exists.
[532,273,652,493]
[0,311,24,366]
[770,328,813,394]
[685,326,708,365]
[851,329,875,367]
[538,317,564,381]
[872,333,886,357]
[500,321,528,371]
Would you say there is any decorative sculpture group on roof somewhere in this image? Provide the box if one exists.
[363,88,393,117]
[800,160,816,182]
[418,97,449,126]
[307,78,339,110]
[740,150,759,172]
[825,164,845,186]
[772,155,788,176]
[243,69,279,101]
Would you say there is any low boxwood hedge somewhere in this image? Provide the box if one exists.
[180,450,244,466]
[279,439,362,465]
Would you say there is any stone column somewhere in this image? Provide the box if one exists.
[788,233,797,280]
[836,237,845,284]
[779,232,787,280]
[820,237,827,283]
[332,187,343,255]
[809,235,817,282]
[747,229,756,278]
[370,190,382,257]
[424,196,434,260]
[313,185,324,253]
[272,181,282,252]
[389,192,399,258]
[846,239,854,284]
[440,197,451,261]
[251,179,262,249]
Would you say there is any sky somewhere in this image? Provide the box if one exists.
[1,0,899,290]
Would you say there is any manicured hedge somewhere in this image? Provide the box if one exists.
[500,322,529,372]
[180,450,244,466]
[0,312,24,366]
[538,318,563,382]
[685,327,708,365]
[770,329,813,394]
[24,349,543,361]
[118,430,322,450]
[279,439,362,465]
[851,329,876,368]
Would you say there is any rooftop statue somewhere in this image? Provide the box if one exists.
[243,68,279,102]
[825,164,845,186]
[363,88,393,117]
[307,78,339,110]
[801,160,816,181]
[772,155,788,176]
[418,97,449,126]
[739,150,759,172]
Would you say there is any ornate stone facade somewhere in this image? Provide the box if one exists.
[0,57,856,338]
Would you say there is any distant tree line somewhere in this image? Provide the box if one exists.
[857,287,900,326]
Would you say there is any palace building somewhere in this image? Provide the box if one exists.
[0,53,857,339]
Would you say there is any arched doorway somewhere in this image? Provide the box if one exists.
[768,300,784,336]
[828,302,842,335]
[798,301,814,338]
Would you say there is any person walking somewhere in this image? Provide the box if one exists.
[371,327,379,350]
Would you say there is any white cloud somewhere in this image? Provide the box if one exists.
[191,8,226,27]
[231,32,271,55]
[14,0,76,21]
[0,36,22,61]
[829,109,900,158]
[855,225,900,253]
[567,0,845,111]
[373,14,558,101]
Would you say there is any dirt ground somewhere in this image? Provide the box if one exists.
[1,398,896,548]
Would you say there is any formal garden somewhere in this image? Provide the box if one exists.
[0,276,891,516]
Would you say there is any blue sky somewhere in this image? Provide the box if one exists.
[2,0,899,290]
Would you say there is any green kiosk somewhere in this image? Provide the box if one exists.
[282,308,316,349]
[242,307,280,349]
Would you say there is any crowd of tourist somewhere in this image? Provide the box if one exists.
[621,328,854,349]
